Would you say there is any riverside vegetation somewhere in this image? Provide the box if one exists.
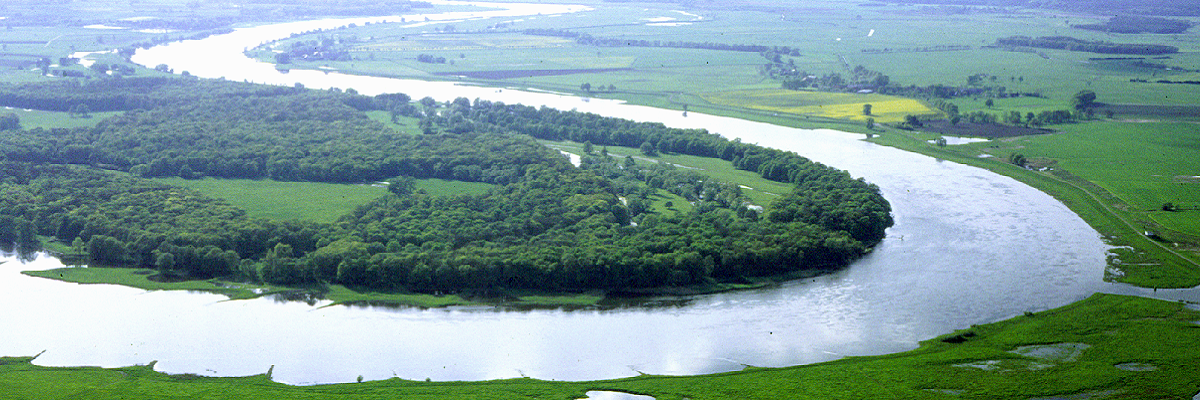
[0,77,892,298]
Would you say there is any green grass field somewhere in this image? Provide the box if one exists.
[1,108,120,129]
[541,140,792,208]
[364,112,422,134]
[151,177,494,223]
[2,293,1196,399]
[151,177,390,223]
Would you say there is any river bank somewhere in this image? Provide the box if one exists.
[3,293,1197,399]
[21,260,800,309]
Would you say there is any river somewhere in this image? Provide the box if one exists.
[0,0,1188,386]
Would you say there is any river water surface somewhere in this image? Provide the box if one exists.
[0,0,1178,385]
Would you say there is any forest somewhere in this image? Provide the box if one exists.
[1073,15,1193,34]
[0,78,891,293]
[994,36,1179,55]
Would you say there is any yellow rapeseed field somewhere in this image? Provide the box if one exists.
[701,89,939,123]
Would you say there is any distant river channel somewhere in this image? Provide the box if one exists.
[3,0,1182,386]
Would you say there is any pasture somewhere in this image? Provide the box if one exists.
[541,140,792,208]
[0,108,119,129]
[970,122,1200,236]
[152,177,494,223]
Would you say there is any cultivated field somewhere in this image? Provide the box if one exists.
[701,89,936,123]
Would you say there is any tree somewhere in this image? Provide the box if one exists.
[1008,153,1028,168]
[583,141,594,154]
[155,251,176,272]
[69,104,90,118]
[0,113,18,130]
[639,141,657,156]
[1072,90,1096,110]
[88,235,127,265]
[1004,110,1023,125]
[865,117,875,130]
[904,114,922,128]
[387,176,416,196]
[935,137,947,147]
[71,237,86,255]
[985,98,994,108]
[1162,202,1176,212]
[862,103,872,116]
[580,83,592,92]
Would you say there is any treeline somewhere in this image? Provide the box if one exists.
[417,54,447,64]
[0,78,891,293]
[860,45,971,54]
[995,36,1178,55]
[522,28,800,55]
[782,65,890,91]
[1074,16,1192,34]
[926,98,1077,127]
[0,79,545,184]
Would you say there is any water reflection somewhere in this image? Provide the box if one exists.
[577,391,656,400]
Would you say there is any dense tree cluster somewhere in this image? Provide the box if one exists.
[416,54,448,64]
[0,162,322,278]
[995,36,1178,55]
[1074,16,1193,34]
[274,37,353,64]
[782,65,890,91]
[0,78,891,293]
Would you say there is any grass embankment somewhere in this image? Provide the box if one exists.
[21,268,286,300]
[2,293,1197,399]
[24,265,783,309]
[869,121,1200,288]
